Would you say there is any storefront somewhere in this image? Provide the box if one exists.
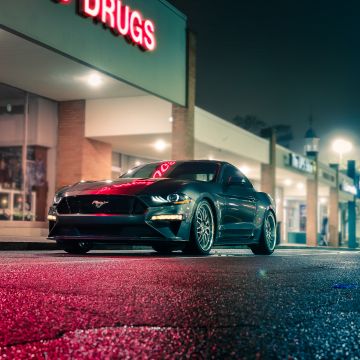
[275,150,315,244]
[0,0,188,223]
[0,1,358,248]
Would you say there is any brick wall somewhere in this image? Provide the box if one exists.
[172,31,196,160]
[56,100,112,189]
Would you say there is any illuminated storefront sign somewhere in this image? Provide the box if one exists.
[340,180,357,196]
[287,153,316,174]
[57,0,156,51]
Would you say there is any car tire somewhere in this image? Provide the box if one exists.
[57,240,93,255]
[183,199,215,255]
[152,244,181,254]
[249,211,276,255]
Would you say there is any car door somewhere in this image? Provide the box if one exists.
[220,165,257,240]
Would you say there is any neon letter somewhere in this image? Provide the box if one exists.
[82,0,100,18]
[101,0,116,28]
[116,0,130,36]
[130,11,143,46]
[143,20,156,51]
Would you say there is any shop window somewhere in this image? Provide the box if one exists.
[0,146,46,221]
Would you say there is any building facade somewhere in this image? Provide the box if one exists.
[0,0,358,247]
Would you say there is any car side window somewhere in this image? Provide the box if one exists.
[222,165,252,188]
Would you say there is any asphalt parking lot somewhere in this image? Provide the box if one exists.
[0,248,360,359]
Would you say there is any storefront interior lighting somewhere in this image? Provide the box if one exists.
[296,183,305,190]
[154,140,167,152]
[169,116,174,123]
[284,179,293,187]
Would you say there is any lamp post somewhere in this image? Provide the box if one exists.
[331,139,353,167]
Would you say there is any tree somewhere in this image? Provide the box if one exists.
[230,115,267,136]
[230,115,294,148]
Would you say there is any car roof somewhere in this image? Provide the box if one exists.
[146,160,231,166]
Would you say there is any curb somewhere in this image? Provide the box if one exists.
[276,245,359,251]
[0,242,59,251]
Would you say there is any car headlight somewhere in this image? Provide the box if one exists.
[151,193,192,205]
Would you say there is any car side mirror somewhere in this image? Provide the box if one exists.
[227,176,246,186]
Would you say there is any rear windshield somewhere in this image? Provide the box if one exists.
[121,161,219,182]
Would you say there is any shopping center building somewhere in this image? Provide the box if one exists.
[0,0,359,247]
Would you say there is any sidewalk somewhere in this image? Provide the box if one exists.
[277,244,359,251]
[0,236,57,251]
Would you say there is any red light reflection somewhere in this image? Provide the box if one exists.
[152,161,176,179]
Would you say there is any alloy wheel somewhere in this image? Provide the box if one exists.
[195,202,215,252]
[265,213,276,251]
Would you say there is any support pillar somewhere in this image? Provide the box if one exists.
[56,100,112,189]
[172,31,196,160]
[329,187,339,247]
[347,160,357,248]
[348,201,356,248]
[276,187,284,244]
[260,128,276,199]
[329,164,339,247]
[306,161,318,246]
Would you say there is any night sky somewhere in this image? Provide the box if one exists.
[168,0,360,164]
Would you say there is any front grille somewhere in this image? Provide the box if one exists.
[57,195,147,215]
[53,224,160,238]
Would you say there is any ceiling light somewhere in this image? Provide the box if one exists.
[169,116,174,123]
[154,140,167,152]
[284,179,293,187]
[296,182,304,190]
[135,161,142,166]
[87,73,103,87]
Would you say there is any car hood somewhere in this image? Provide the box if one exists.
[61,178,189,197]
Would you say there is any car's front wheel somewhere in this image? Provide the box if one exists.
[57,240,93,255]
[183,200,215,255]
[250,211,276,255]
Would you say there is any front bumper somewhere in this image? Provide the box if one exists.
[48,203,193,244]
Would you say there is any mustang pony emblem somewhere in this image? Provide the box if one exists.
[92,200,109,209]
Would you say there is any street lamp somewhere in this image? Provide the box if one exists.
[331,138,353,165]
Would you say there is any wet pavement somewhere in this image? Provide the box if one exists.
[0,248,360,359]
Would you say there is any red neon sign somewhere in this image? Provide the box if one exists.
[56,0,156,52]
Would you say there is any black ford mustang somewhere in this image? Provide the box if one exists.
[48,160,277,255]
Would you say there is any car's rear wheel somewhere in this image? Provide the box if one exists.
[250,211,276,255]
[183,200,215,255]
[57,240,93,255]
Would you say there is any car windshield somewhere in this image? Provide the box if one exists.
[121,161,219,182]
